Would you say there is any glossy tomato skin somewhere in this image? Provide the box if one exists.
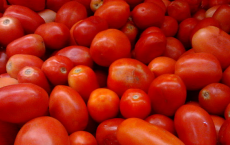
[96,118,124,145]
[148,74,187,116]
[3,5,45,34]
[224,103,230,120]
[34,22,70,50]
[94,1,130,29]
[0,50,7,74]
[0,120,19,145]
[0,16,24,47]
[6,34,46,58]
[144,0,167,14]
[107,58,155,97]
[117,118,185,145]
[69,131,97,145]
[160,16,178,37]
[218,119,230,144]
[46,0,70,12]
[222,65,230,88]
[49,85,88,134]
[175,52,222,90]
[174,104,217,145]
[0,77,18,88]
[210,115,225,137]
[7,0,45,12]
[0,83,49,124]
[14,116,70,145]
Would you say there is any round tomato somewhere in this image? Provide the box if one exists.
[69,131,97,145]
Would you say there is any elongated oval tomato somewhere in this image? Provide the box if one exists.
[117,118,185,145]
[174,104,217,145]
[0,83,49,124]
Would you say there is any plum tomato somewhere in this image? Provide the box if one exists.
[210,115,225,137]
[218,119,230,145]
[69,131,97,145]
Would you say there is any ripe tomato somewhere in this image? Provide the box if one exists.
[205,5,220,17]
[174,52,222,90]
[0,77,18,88]
[0,83,49,124]
[117,118,185,145]
[96,118,124,145]
[49,85,88,134]
[224,103,230,120]
[69,131,97,145]
[14,116,70,145]
[218,119,230,144]
[160,16,178,37]
[139,26,163,37]
[174,104,217,145]
[46,0,70,12]
[38,9,56,23]
[7,0,45,12]
[210,115,225,137]
[192,9,206,20]
[0,50,7,74]
[87,88,120,123]
[221,65,230,88]
[107,58,155,97]
[0,120,19,145]
[144,0,167,14]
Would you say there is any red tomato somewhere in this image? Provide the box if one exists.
[192,26,230,69]
[198,83,230,116]
[46,0,71,12]
[69,131,97,145]
[6,54,44,79]
[3,5,45,34]
[0,83,49,124]
[209,0,229,7]
[210,115,225,137]
[117,118,185,145]
[90,0,103,12]
[148,74,187,116]
[73,0,92,16]
[218,119,230,144]
[160,15,179,37]
[0,16,24,47]
[139,26,163,38]
[87,88,120,123]
[205,5,220,17]
[56,45,94,68]
[120,88,151,119]
[71,16,108,47]
[107,58,155,97]
[42,55,74,86]
[34,22,70,50]
[55,1,87,29]
[68,65,99,102]
[222,65,230,88]
[7,0,45,12]
[14,116,70,145]
[174,104,217,145]
[145,114,176,135]
[174,52,222,90]
[17,66,51,94]
[90,29,131,67]
[192,8,206,20]
[0,50,7,74]
[96,118,124,145]
[144,0,167,14]
[6,34,46,58]
[94,1,130,29]
[131,2,165,30]
[49,85,88,134]
[38,9,57,23]
[0,77,18,88]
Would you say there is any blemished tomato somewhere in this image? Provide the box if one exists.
[49,85,88,134]
[218,119,230,145]
[14,116,70,145]
[96,118,124,145]
[148,74,187,116]
[0,120,19,145]
[38,9,56,23]
[0,77,18,88]
[0,83,49,124]
[139,26,163,38]
[117,118,185,145]
[174,52,223,90]
[69,131,97,145]
[192,26,230,69]
[120,88,151,119]
[210,115,225,137]
[198,83,230,116]
[87,88,120,123]
[107,58,155,97]
[174,104,217,145]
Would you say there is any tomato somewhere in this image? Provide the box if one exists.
[0,50,7,74]
[131,2,165,30]
[42,55,74,86]
[192,26,230,69]
[55,45,94,68]
[174,52,222,90]
[174,104,217,145]
[0,16,24,47]
[107,58,155,97]
[94,1,130,29]
[0,77,18,88]
[38,9,57,23]
[73,0,92,16]
[90,0,103,12]
[145,114,176,135]
[224,103,230,120]
[160,16,178,37]
[71,16,108,47]
[55,1,87,29]
[96,118,124,145]
[198,83,230,116]
[210,115,225,137]
[46,0,70,12]
[3,5,45,34]
[0,83,49,124]
[68,65,99,102]
[148,74,187,116]
[6,54,44,79]
[117,118,185,145]
[90,29,131,67]
[218,119,230,145]
[69,131,97,145]
[49,85,88,134]
[87,88,120,123]
[6,34,46,58]
[14,116,70,145]
[0,120,19,145]
[205,5,220,17]
[120,88,151,119]
[17,66,51,94]
[222,65,230,88]
[7,0,45,12]
[209,0,229,7]
[148,56,176,77]
[144,0,167,14]
[139,26,163,38]
[192,9,206,20]
[34,22,70,50]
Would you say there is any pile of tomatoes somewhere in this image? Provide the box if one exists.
[1,0,230,144]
